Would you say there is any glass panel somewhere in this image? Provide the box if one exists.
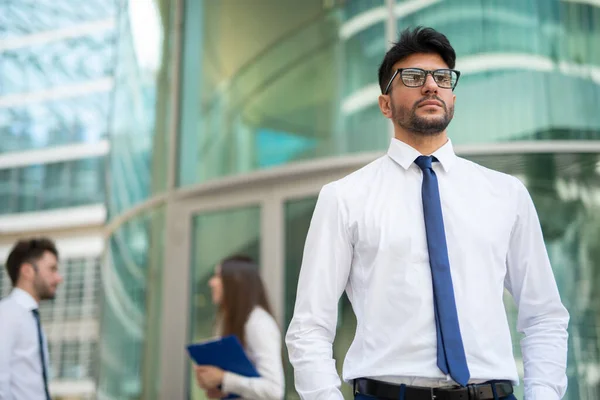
[391,1,600,144]
[178,1,385,185]
[0,0,117,153]
[177,0,600,186]
[64,259,85,319]
[98,206,166,400]
[284,196,356,400]
[0,158,104,215]
[60,341,81,379]
[98,0,175,397]
[107,0,175,216]
[0,93,111,152]
[189,206,261,400]
[0,0,115,38]
[0,30,115,96]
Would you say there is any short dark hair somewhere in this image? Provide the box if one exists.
[378,26,456,93]
[5,238,59,286]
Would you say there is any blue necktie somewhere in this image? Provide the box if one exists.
[414,156,470,386]
[32,309,51,400]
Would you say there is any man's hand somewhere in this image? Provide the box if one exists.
[194,365,225,390]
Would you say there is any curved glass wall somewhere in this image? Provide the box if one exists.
[98,205,165,400]
[178,0,600,186]
[99,0,176,399]
[107,0,174,216]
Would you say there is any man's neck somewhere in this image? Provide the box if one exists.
[394,128,448,155]
[15,284,40,304]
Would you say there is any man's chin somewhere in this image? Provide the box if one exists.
[415,112,446,121]
[41,291,57,300]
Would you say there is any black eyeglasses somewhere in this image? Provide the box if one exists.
[384,68,461,94]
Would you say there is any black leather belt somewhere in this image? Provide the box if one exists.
[354,378,513,400]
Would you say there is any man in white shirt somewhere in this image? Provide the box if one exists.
[285,27,569,400]
[0,238,63,400]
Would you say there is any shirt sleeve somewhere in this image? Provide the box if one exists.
[504,179,570,400]
[221,309,285,400]
[0,305,18,400]
[285,182,353,400]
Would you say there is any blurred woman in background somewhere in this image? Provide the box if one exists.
[194,255,285,399]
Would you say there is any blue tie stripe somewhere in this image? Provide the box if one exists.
[414,155,470,386]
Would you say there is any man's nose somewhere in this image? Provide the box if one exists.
[421,73,438,94]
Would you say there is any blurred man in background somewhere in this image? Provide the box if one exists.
[0,238,62,400]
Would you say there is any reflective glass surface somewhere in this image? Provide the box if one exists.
[178,0,600,186]
[0,0,115,38]
[0,30,115,96]
[189,206,261,400]
[99,0,176,398]
[98,206,166,400]
[284,152,600,399]
[0,157,105,214]
[107,0,174,216]
[178,0,345,185]
[0,93,111,152]
[0,0,117,152]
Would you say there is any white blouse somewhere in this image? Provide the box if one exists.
[221,307,285,400]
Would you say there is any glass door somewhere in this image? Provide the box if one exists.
[188,206,261,400]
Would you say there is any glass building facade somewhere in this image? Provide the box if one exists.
[100,1,600,399]
[0,0,116,213]
[0,0,116,399]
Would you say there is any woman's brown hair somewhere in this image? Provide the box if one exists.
[218,255,274,348]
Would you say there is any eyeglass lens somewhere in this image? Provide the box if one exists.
[400,69,457,88]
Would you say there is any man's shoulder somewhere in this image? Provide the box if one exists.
[456,156,523,189]
[324,155,388,194]
[0,293,26,321]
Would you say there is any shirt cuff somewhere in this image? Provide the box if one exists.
[222,371,246,396]
[525,385,560,400]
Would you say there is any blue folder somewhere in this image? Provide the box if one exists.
[187,335,260,399]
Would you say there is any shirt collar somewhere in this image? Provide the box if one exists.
[10,287,39,311]
[387,137,457,172]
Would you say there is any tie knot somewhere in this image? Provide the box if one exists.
[32,309,40,317]
[415,155,434,170]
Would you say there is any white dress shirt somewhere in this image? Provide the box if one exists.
[221,307,285,400]
[0,288,50,400]
[286,138,569,400]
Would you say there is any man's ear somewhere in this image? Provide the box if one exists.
[20,262,36,280]
[378,94,393,119]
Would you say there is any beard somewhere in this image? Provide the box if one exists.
[34,276,56,300]
[391,96,454,136]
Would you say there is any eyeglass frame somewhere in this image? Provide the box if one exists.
[383,68,461,94]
